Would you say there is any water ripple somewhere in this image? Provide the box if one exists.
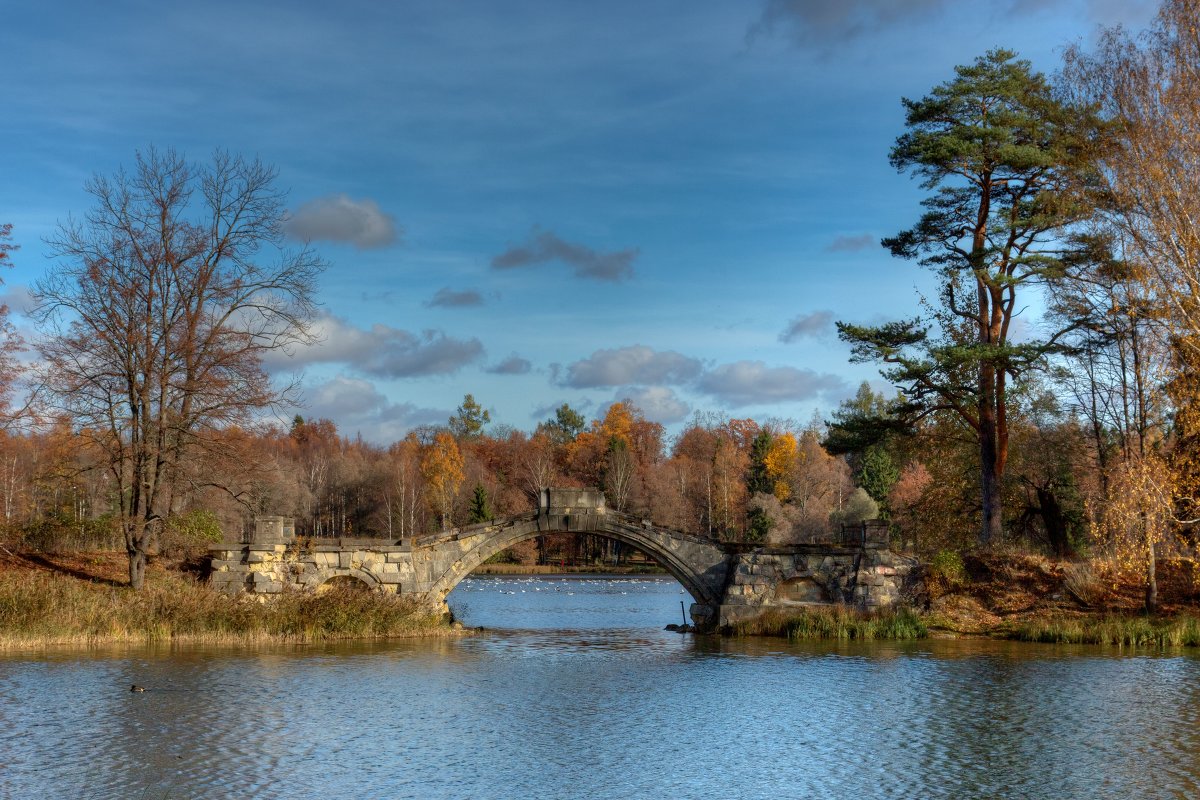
[0,578,1198,799]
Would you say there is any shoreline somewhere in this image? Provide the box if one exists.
[0,551,455,651]
[731,605,1200,648]
[6,551,1200,651]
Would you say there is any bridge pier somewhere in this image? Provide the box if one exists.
[210,489,916,630]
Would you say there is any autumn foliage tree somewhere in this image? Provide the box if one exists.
[1091,453,1189,612]
[1063,0,1200,533]
[421,432,464,530]
[33,148,324,588]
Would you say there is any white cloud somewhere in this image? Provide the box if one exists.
[563,345,702,388]
[492,229,637,282]
[696,360,846,407]
[750,0,952,47]
[826,234,876,253]
[284,194,399,249]
[530,398,595,422]
[615,386,691,424]
[302,375,446,443]
[266,313,483,377]
[0,285,36,316]
[749,0,1077,49]
[486,354,533,375]
[779,310,835,342]
[426,287,485,308]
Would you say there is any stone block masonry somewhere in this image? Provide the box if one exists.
[211,489,915,631]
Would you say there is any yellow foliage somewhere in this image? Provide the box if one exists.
[1090,453,1200,609]
[765,432,797,502]
[599,402,633,448]
[421,432,464,528]
[1093,454,1172,579]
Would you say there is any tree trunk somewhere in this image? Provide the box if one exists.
[979,369,1003,547]
[128,546,147,589]
[1036,487,1072,558]
[1145,535,1158,614]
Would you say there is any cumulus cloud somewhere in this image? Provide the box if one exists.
[0,285,36,316]
[303,376,446,443]
[284,194,399,249]
[486,354,533,375]
[531,398,594,422]
[615,386,691,424]
[826,233,876,253]
[779,310,835,343]
[492,230,638,282]
[562,346,703,388]
[696,360,846,407]
[749,0,1069,47]
[266,313,483,377]
[426,287,485,308]
[750,0,949,45]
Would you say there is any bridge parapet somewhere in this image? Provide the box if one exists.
[539,488,605,515]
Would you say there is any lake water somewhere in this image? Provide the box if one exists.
[1,574,1198,799]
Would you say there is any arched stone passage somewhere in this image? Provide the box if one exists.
[317,574,373,594]
[311,567,385,594]
[422,513,730,620]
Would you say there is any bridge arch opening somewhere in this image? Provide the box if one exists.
[445,529,701,630]
[315,571,380,594]
[477,529,707,600]
[425,510,729,630]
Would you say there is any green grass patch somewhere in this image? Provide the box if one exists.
[730,606,928,641]
[1011,614,1200,648]
[0,569,449,648]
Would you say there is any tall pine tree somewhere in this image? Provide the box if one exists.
[838,50,1104,546]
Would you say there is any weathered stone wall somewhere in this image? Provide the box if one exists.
[717,545,918,626]
[211,490,917,631]
[209,542,413,597]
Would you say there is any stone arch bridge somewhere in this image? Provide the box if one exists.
[210,488,914,630]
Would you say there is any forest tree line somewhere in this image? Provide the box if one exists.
[1,1,1199,604]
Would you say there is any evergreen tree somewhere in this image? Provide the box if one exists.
[538,403,586,445]
[837,49,1104,546]
[448,394,490,440]
[858,445,901,513]
[746,429,773,495]
[467,484,491,524]
[746,429,775,542]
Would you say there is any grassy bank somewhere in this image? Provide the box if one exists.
[728,604,1200,648]
[0,558,450,648]
[728,606,928,641]
[921,553,1200,648]
[1007,614,1200,648]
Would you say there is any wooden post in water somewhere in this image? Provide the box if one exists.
[680,601,687,626]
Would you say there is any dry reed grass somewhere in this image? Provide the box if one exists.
[729,605,927,640]
[0,568,449,649]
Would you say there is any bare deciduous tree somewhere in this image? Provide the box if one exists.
[34,148,324,588]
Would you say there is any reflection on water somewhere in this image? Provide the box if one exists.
[1,575,1198,799]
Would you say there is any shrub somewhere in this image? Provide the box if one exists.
[830,487,879,527]
[20,513,122,553]
[927,549,968,598]
[159,510,224,558]
[1062,561,1104,607]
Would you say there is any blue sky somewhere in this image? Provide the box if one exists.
[3,0,1158,441]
